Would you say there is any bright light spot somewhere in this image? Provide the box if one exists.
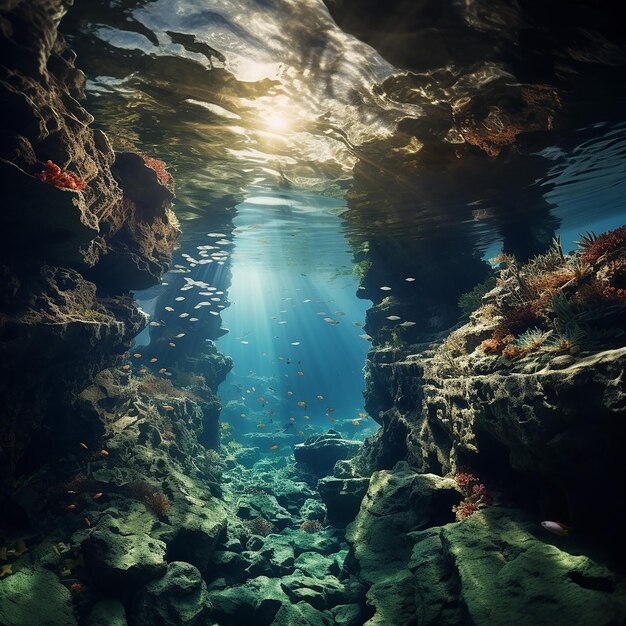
[265,111,289,132]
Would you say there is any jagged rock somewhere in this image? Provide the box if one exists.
[293,551,341,579]
[80,511,167,592]
[294,431,362,476]
[85,599,128,626]
[130,561,211,626]
[237,493,293,530]
[245,535,295,577]
[0,568,77,626]
[345,465,459,625]
[206,576,287,625]
[280,572,357,610]
[317,476,370,527]
[331,603,367,626]
[271,478,316,514]
[271,602,333,626]
[299,497,326,521]
[409,507,626,626]
[281,527,343,556]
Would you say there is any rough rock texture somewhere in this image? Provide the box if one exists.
[345,466,459,625]
[317,476,370,527]
[294,431,362,476]
[0,0,179,476]
[0,568,77,626]
[359,343,626,547]
[408,507,626,626]
[130,561,211,626]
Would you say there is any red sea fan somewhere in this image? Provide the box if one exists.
[37,160,86,190]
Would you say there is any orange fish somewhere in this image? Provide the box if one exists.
[162,405,174,411]
[150,358,158,363]
[270,444,279,450]
[99,449,109,456]
[93,492,103,499]
[287,391,293,396]
[133,353,141,358]
[84,517,91,527]
[297,401,306,407]
[79,442,88,450]
[168,342,176,347]
[303,415,310,420]
[122,364,131,370]
[352,420,360,426]
[66,504,76,510]
[257,397,265,402]
[296,371,304,376]
[139,368,148,374]
[257,423,266,429]
[326,407,334,413]
[358,412,366,418]
[541,521,569,536]
[159,368,167,373]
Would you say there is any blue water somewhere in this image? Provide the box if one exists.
[216,191,373,445]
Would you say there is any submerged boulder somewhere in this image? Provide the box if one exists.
[130,561,211,626]
[294,431,362,476]
[317,476,370,527]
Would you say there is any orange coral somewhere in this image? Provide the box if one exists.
[141,155,174,192]
[37,160,86,190]
[245,517,277,536]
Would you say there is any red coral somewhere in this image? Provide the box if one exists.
[581,225,626,265]
[141,155,174,192]
[453,471,492,521]
[37,160,86,190]
[299,519,323,533]
[602,286,626,302]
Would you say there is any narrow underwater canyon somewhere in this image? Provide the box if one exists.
[1,1,626,625]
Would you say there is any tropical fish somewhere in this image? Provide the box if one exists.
[297,401,306,407]
[353,322,363,327]
[386,316,401,321]
[316,395,324,400]
[66,504,76,510]
[289,417,295,422]
[352,420,361,426]
[326,407,334,413]
[162,405,174,411]
[175,297,185,301]
[150,358,158,363]
[99,449,109,456]
[541,521,569,536]
[139,368,148,373]
[93,493,103,499]
[296,372,304,376]
[287,391,293,396]
[258,397,266,402]
[405,277,416,282]
[168,342,176,347]
[358,412,366,418]
[122,364,131,370]
[303,415,310,420]
[79,442,88,450]
[257,424,266,429]
[132,353,141,358]
[297,430,304,435]
[291,342,301,346]
[329,417,335,422]
[165,306,174,312]
[159,368,167,374]
[270,444,279,450]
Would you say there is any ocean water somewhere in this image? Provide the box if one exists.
[2,2,623,625]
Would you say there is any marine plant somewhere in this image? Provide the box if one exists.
[126,480,171,518]
[245,516,277,536]
[452,472,491,521]
[458,275,497,316]
[37,160,86,190]
[299,519,323,533]
[577,225,626,265]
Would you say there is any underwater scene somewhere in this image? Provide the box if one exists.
[1,1,626,625]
